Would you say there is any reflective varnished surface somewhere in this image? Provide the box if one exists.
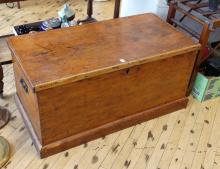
[8,13,200,91]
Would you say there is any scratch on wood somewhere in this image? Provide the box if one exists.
[147,131,154,141]
[145,154,150,163]
[10,116,17,121]
[92,155,98,164]
[43,163,49,169]
[207,143,212,148]
[163,124,168,131]
[124,160,131,168]
[133,140,137,147]
[3,160,11,168]
[160,143,165,149]
[204,120,209,124]
[112,144,120,153]
[19,126,25,132]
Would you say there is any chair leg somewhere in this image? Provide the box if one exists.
[17,1,20,9]
[114,0,121,18]
[77,0,96,25]
[0,64,4,98]
[166,1,177,24]
[198,23,211,64]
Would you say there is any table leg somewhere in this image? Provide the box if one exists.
[0,106,10,129]
[77,0,97,24]
[114,0,121,18]
[187,23,210,95]
[0,64,3,98]
[199,23,210,63]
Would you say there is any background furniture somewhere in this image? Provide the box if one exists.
[0,106,10,129]
[0,0,25,8]
[114,0,121,18]
[78,0,97,24]
[167,0,220,64]
[0,37,12,134]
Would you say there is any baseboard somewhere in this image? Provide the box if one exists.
[15,94,188,158]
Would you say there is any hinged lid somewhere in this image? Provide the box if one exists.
[7,13,200,92]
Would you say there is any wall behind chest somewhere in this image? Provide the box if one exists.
[120,0,169,20]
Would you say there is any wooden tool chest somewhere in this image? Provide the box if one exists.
[7,13,200,158]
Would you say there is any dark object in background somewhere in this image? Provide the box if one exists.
[201,56,220,76]
[209,0,218,11]
[200,42,220,76]
[0,106,10,129]
[16,25,30,35]
[77,0,96,25]
[14,22,42,35]
[15,18,61,35]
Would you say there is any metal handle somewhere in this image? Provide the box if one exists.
[20,78,28,93]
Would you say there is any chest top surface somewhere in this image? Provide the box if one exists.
[8,13,200,91]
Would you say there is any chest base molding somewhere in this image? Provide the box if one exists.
[15,94,188,158]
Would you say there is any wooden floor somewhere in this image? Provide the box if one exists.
[0,64,220,169]
[0,0,114,36]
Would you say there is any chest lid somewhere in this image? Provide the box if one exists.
[7,13,200,92]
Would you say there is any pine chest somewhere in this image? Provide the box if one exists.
[7,13,200,158]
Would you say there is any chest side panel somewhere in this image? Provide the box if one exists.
[37,51,197,144]
[13,57,42,142]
